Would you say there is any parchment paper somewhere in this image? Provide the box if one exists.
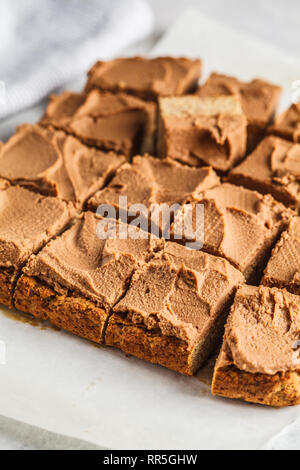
[1,7,300,450]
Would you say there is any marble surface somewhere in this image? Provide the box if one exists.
[1,0,300,450]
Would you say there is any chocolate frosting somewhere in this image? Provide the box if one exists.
[229,136,300,208]
[85,56,202,100]
[158,95,247,171]
[179,183,293,277]
[198,73,282,125]
[41,90,156,156]
[263,217,300,292]
[0,185,73,269]
[218,285,300,375]
[24,212,162,309]
[269,103,300,142]
[114,242,244,347]
[0,124,125,207]
[88,155,219,212]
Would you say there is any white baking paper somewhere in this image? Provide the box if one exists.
[1,7,300,450]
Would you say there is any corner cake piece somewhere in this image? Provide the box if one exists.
[105,242,244,376]
[88,155,219,234]
[269,103,300,142]
[0,185,73,307]
[172,183,293,282]
[40,89,156,157]
[262,217,300,295]
[14,212,163,343]
[0,124,125,209]
[228,136,300,209]
[157,95,247,171]
[212,285,300,407]
[197,73,282,152]
[85,56,202,101]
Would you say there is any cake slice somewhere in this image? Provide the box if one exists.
[0,124,125,208]
[41,89,156,157]
[228,136,300,210]
[262,217,300,295]
[105,242,244,375]
[14,212,163,343]
[0,185,73,307]
[212,285,300,407]
[88,155,219,236]
[172,183,293,282]
[197,73,282,152]
[269,103,300,143]
[85,56,202,101]
[157,95,247,171]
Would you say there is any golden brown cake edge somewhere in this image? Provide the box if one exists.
[14,275,108,344]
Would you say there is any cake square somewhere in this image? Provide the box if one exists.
[88,155,219,235]
[157,95,247,171]
[262,217,300,295]
[269,103,300,142]
[85,56,202,101]
[172,183,293,282]
[105,242,244,375]
[0,185,73,307]
[41,89,156,157]
[228,136,300,210]
[212,285,300,407]
[14,212,163,343]
[197,73,282,152]
[0,124,125,209]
